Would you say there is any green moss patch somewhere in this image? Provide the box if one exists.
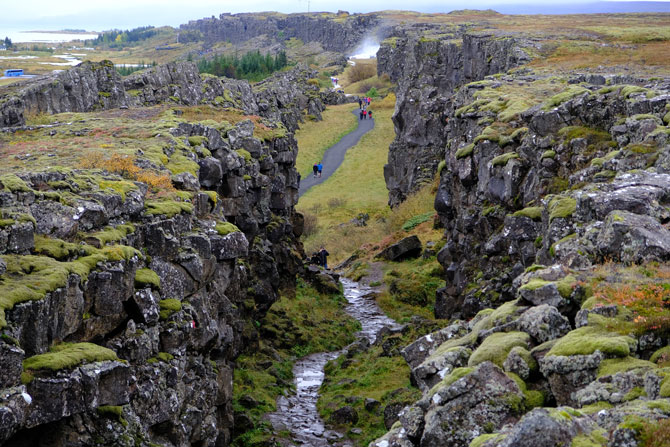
[135,268,160,289]
[145,200,193,217]
[215,221,241,235]
[159,298,182,320]
[491,152,519,167]
[98,180,138,200]
[544,86,590,109]
[597,357,657,378]
[236,149,253,162]
[548,196,577,221]
[455,144,475,159]
[468,332,530,368]
[23,342,118,371]
[513,206,543,221]
[547,326,634,357]
[0,174,32,192]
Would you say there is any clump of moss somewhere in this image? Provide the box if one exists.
[513,206,542,221]
[597,357,657,378]
[145,201,193,217]
[620,85,649,99]
[520,275,576,299]
[544,86,590,109]
[548,196,577,221]
[135,268,160,290]
[187,136,208,147]
[455,143,475,159]
[0,174,32,192]
[216,222,241,235]
[33,235,81,260]
[23,342,118,371]
[159,298,182,320]
[468,332,530,367]
[236,149,253,162]
[98,180,138,200]
[547,326,634,357]
[87,224,135,247]
[491,152,519,167]
[541,150,556,159]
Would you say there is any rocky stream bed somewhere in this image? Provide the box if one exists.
[267,278,400,446]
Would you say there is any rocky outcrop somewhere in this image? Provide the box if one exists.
[378,29,531,206]
[178,12,380,53]
[0,59,326,445]
[0,60,349,128]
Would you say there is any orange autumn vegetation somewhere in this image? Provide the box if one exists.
[594,282,670,334]
[80,153,175,196]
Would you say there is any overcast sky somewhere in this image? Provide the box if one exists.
[1,0,669,31]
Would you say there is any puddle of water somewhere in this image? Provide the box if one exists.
[267,278,399,446]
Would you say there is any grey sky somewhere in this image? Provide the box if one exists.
[1,0,669,31]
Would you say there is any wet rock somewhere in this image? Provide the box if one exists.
[495,407,593,447]
[0,256,6,276]
[0,342,24,389]
[540,351,604,406]
[575,305,617,328]
[411,346,471,392]
[399,405,425,440]
[597,209,670,263]
[384,402,407,430]
[418,362,523,447]
[198,157,223,188]
[329,405,358,425]
[516,304,571,344]
[211,231,249,261]
[503,346,536,381]
[364,398,381,412]
[376,235,422,261]
[172,172,200,191]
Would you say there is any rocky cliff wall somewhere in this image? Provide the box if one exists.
[0,60,346,129]
[377,30,531,206]
[371,74,670,447]
[178,13,379,53]
[0,61,332,446]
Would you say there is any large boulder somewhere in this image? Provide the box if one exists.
[376,236,422,261]
[597,209,670,263]
[418,362,523,447]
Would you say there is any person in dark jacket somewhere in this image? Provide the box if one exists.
[313,162,318,177]
[319,246,330,269]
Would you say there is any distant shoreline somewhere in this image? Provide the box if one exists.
[22,30,98,35]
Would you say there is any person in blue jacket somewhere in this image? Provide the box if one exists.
[317,162,323,177]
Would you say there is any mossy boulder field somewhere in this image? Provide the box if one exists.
[2,7,670,447]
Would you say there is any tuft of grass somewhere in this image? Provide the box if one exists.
[23,342,118,371]
[543,86,590,109]
[455,143,475,159]
[491,152,519,167]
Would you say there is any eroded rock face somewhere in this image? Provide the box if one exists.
[0,60,324,446]
[379,31,531,207]
[179,12,380,53]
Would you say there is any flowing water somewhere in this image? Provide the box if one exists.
[267,278,399,446]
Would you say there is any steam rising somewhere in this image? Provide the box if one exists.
[349,37,380,59]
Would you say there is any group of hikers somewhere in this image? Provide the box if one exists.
[309,246,330,269]
[312,161,323,177]
[358,96,373,120]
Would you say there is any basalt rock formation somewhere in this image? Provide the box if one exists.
[0,61,340,446]
[178,12,380,53]
[378,27,531,207]
[0,60,343,130]
[372,23,670,447]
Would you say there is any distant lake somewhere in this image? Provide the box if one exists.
[1,30,99,44]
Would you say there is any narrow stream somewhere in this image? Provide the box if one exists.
[267,278,399,446]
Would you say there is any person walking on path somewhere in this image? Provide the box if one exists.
[317,162,323,177]
[313,162,318,178]
[359,109,364,120]
[368,110,373,120]
[363,109,367,119]
[319,246,330,269]
[358,98,362,108]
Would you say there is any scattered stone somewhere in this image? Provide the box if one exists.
[375,236,422,261]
